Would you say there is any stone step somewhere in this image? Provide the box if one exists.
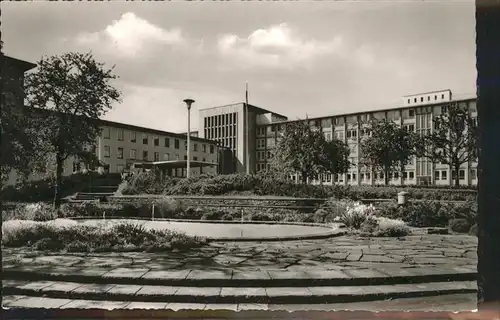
[2,293,479,311]
[2,280,477,304]
[2,266,477,288]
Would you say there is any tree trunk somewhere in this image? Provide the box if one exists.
[384,168,390,186]
[454,163,461,187]
[301,172,307,185]
[53,153,64,209]
[476,0,500,309]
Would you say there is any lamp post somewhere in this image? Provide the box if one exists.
[183,98,195,178]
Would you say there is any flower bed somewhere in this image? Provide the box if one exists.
[2,219,206,253]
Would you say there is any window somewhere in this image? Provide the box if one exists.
[347,129,357,139]
[434,171,440,180]
[325,133,332,141]
[210,145,215,154]
[352,173,357,181]
[442,170,447,180]
[471,169,477,180]
[130,131,137,143]
[142,151,148,161]
[459,169,465,180]
[403,171,408,179]
[194,143,198,152]
[154,137,159,146]
[174,139,180,149]
[129,149,136,160]
[117,129,124,141]
[420,97,424,102]
[117,147,124,159]
[202,158,206,162]
[409,109,415,117]
[193,156,198,161]
[104,146,110,157]
[409,171,415,179]
[117,164,124,173]
[175,154,179,160]
[434,95,437,100]
[428,96,430,101]
[414,98,417,103]
[407,99,410,104]
[441,94,445,99]
[103,127,111,139]
[257,139,266,149]
[203,144,207,153]
[164,137,170,148]
[360,173,365,181]
[393,172,399,179]
[154,152,159,161]
[366,173,370,180]
[142,134,148,145]
[184,141,187,150]
[163,153,170,161]
[184,155,188,160]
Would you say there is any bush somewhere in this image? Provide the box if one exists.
[153,198,185,219]
[373,217,411,237]
[449,218,472,233]
[2,203,58,222]
[1,172,122,202]
[2,220,207,252]
[339,202,376,229]
[120,172,477,202]
[375,200,477,228]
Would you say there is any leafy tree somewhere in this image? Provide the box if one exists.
[360,119,416,185]
[319,137,351,179]
[270,120,350,184]
[0,44,45,183]
[24,52,121,208]
[416,102,477,187]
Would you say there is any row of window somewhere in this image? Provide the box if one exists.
[256,151,273,161]
[256,163,271,171]
[435,169,477,180]
[408,93,447,105]
[205,125,237,140]
[103,146,213,161]
[102,127,212,152]
[204,113,238,128]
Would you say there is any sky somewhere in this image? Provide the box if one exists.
[2,1,476,133]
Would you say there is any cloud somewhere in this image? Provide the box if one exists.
[217,23,343,69]
[75,12,185,57]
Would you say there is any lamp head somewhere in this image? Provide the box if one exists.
[183,98,195,109]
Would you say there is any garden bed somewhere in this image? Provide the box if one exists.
[2,219,206,253]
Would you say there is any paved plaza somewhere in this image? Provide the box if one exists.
[3,234,478,274]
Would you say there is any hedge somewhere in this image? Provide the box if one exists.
[121,172,477,201]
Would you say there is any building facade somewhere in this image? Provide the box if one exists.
[198,103,287,174]
[203,89,478,187]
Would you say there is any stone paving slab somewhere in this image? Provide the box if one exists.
[3,280,477,304]
[2,293,481,311]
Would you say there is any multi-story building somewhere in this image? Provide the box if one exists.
[2,55,222,185]
[203,90,478,187]
[198,103,287,173]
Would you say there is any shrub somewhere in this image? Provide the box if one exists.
[153,197,185,219]
[2,203,58,222]
[449,218,472,233]
[200,209,226,221]
[340,202,376,229]
[373,217,411,237]
[313,209,329,223]
[399,201,449,228]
